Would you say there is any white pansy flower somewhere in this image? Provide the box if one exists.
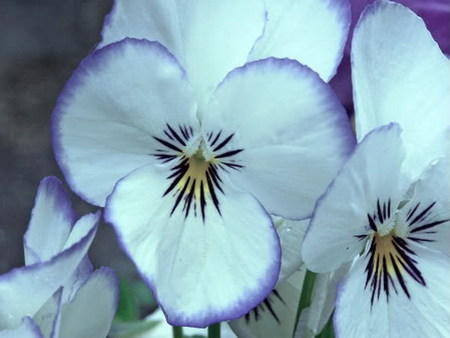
[52,0,355,327]
[302,124,450,337]
[0,177,118,338]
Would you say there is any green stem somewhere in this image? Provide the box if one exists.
[293,270,317,337]
[208,322,221,338]
[172,326,183,338]
[316,314,335,338]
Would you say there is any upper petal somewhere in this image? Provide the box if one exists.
[52,38,198,206]
[59,267,119,338]
[202,57,355,220]
[0,215,98,329]
[99,0,266,102]
[23,177,75,265]
[352,0,450,178]
[249,0,351,81]
[302,124,408,272]
[105,163,280,327]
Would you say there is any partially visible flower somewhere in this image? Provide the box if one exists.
[0,177,118,338]
[302,124,450,337]
[330,0,450,113]
[52,0,355,327]
[228,219,349,338]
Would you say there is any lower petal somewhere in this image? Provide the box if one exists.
[105,164,281,327]
[335,242,450,337]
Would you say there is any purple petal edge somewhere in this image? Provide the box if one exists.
[51,38,186,207]
[24,176,76,253]
[0,214,99,285]
[104,167,281,327]
[326,0,352,81]
[217,57,356,162]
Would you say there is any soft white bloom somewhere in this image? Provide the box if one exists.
[52,0,355,327]
[0,177,118,338]
[302,124,450,337]
[302,1,450,336]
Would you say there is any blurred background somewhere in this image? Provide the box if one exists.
[0,0,448,324]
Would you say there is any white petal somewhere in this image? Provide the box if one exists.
[302,124,408,272]
[397,157,450,255]
[33,288,62,338]
[59,267,119,338]
[229,270,305,338]
[335,242,450,337]
[99,0,266,102]
[0,216,98,329]
[53,38,198,206]
[249,0,350,81]
[24,177,75,265]
[105,163,280,327]
[202,58,355,219]
[276,218,308,281]
[0,318,42,338]
[352,0,450,178]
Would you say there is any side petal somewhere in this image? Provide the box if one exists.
[23,176,75,265]
[302,124,407,272]
[202,58,355,220]
[249,0,351,81]
[105,163,281,327]
[59,267,119,338]
[352,0,450,178]
[52,38,198,206]
[0,318,42,338]
[99,0,266,102]
[397,157,450,255]
[228,270,305,338]
[0,218,98,329]
[335,242,450,337]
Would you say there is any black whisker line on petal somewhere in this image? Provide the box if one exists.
[409,202,436,226]
[170,177,191,215]
[215,148,244,159]
[167,123,186,146]
[410,219,449,233]
[406,202,420,222]
[153,136,182,152]
[210,130,222,147]
[377,199,384,224]
[213,133,234,151]
[367,214,377,231]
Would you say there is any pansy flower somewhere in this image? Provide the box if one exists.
[302,124,450,337]
[0,177,118,338]
[52,0,355,327]
[303,1,450,336]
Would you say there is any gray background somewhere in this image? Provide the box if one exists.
[0,0,135,278]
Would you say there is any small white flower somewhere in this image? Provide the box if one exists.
[0,177,118,338]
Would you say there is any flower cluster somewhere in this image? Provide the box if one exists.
[1,0,448,337]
